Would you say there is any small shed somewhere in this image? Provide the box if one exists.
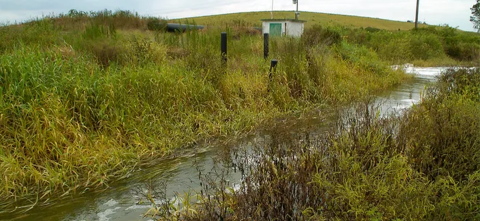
[261,19,306,38]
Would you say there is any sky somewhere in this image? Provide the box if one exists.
[0,0,477,32]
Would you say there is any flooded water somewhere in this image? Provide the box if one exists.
[0,67,450,221]
[376,66,449,115]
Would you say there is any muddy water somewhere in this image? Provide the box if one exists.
[0,67,448,221]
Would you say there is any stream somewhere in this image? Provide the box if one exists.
[1,67,449,221]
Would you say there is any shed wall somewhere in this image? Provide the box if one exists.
[285,21,304,37]
[262,21,304,38]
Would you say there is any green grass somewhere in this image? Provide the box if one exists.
[173,11,429,31]
[0,9,477,211]
[175,12,480,66]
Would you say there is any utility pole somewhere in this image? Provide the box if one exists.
[415,0,420,29]
[293,0,299,20]
[296,0,299,20]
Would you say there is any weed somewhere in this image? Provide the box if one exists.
[172,68,479,221]
[0,9,424,211]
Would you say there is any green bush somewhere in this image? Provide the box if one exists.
[336,42,392,77]
[364,26,381,33]
[445,42,480,61]
[409,32,445,60]
[400,68,480,181]
[302,24,342,47]
[147,18,167,31]
[342,25,480,64]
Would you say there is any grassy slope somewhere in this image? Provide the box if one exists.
[173,11,429,31]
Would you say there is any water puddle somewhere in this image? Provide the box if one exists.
[1,67,450,221]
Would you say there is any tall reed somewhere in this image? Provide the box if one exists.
[1,11,410,209]
[171,68,479,221]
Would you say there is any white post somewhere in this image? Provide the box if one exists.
[271,0,274,19]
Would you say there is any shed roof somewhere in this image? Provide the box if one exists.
[261,19,307,23]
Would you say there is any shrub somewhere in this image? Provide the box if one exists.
[409,32,445,60]
[445,42,480,61]
[302,24,342,48]
[365,26,381,32]
[400,68,480,181]
[336,42,392,77]
[171,69,479,221]
[147,18,167,31]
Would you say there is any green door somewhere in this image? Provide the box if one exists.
[269,23,282,37]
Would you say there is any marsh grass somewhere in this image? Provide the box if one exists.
[172,68,480,221]
[0,9,468,212]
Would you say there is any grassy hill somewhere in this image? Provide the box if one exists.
[172,11,428,31]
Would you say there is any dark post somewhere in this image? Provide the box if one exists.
[269,59,278,81]
[264,33,269,60]
[415,0,420,29]
[221,32,227,65]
